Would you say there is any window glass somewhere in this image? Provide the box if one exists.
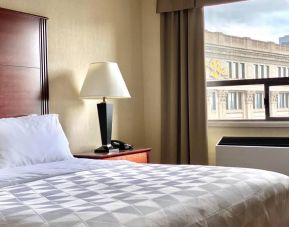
[227,91,242,110]
[207,85,265,120]
[205,0,289,120]
[210,91,217,111]
[253,92,264,109]
[227,62,232,78]
[254,64,258,79]
[270,86,289,117]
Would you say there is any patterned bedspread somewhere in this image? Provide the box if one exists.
[0,158,289,227]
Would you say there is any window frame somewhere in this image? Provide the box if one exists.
[207,77,289,121]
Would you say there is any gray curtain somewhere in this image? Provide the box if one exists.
[160,8,208,165]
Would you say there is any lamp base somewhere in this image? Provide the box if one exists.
[94,145,119,153]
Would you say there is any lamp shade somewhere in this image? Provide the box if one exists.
[80,62,131,99]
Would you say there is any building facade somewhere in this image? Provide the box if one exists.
[280,35,289,45]
[205,31,289,120]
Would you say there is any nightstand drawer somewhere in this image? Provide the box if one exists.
[105,152,148,163]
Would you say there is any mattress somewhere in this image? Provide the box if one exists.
[0,158,288,227]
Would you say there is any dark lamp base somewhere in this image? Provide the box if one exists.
[94,145,119,153]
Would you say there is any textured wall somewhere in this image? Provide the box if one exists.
[141,0,161,163]
[0,0,145,153]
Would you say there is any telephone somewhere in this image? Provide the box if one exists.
[111,140,133,150]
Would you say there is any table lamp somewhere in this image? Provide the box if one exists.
[80,62,130,153]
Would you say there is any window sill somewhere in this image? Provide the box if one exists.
[208,120,289,128]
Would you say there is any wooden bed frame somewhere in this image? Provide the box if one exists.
[0,7,48,118]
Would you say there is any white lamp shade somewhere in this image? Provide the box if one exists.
[80,62,131,99]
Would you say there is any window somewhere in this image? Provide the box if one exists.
[277,93,289,109]
[254,64,259,79]
[254,64,269,79]
[234,62,238,78]
[260,65,264,78]
[227,62,232,78]
[227,61,245,79]
[205,0,289,121]
[210,92,217,111]
[240,63,245,79]
[277,66,289,78]
[226,92,242,110]
[253,92,264,109]
[266,66,270,78]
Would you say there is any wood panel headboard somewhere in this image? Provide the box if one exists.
[0,7,49,118]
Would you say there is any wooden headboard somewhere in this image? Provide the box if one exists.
[0,7,48,118]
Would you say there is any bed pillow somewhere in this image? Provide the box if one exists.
[0,114,73,168]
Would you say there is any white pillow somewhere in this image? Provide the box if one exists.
[0,114,73,168]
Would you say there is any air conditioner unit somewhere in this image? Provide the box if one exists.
[216,137,289,176]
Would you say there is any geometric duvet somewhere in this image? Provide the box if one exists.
[0,159,289,227]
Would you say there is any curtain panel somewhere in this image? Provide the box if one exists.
[160,8,208,165]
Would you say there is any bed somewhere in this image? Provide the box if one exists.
[0,7,289,227]
[0,159,289,226]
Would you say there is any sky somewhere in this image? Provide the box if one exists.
[205,0,289,43]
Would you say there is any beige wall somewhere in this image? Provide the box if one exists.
[0,0,145,153]
[141,0,161,163]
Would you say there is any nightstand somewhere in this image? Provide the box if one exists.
[74,148,151,163]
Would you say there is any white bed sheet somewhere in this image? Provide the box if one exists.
[0,158,288,227]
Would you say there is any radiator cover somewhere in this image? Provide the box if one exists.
[216,137,289,176]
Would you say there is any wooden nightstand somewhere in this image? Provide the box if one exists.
[74,148,151,163]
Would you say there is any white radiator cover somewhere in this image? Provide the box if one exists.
[216,145,289,176]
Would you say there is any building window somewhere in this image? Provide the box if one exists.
[277,93,289,109]
[227,61,245,79]
[210,92,217,111]
[260,65,265,78]
[253,92,264,109]
[254,64,269,78]
[226,92,242,110]
[254,64,258,78]
[240,63,245,79]
[227,61,232,78]
[234,62,239,78]
[278,66,289,77]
